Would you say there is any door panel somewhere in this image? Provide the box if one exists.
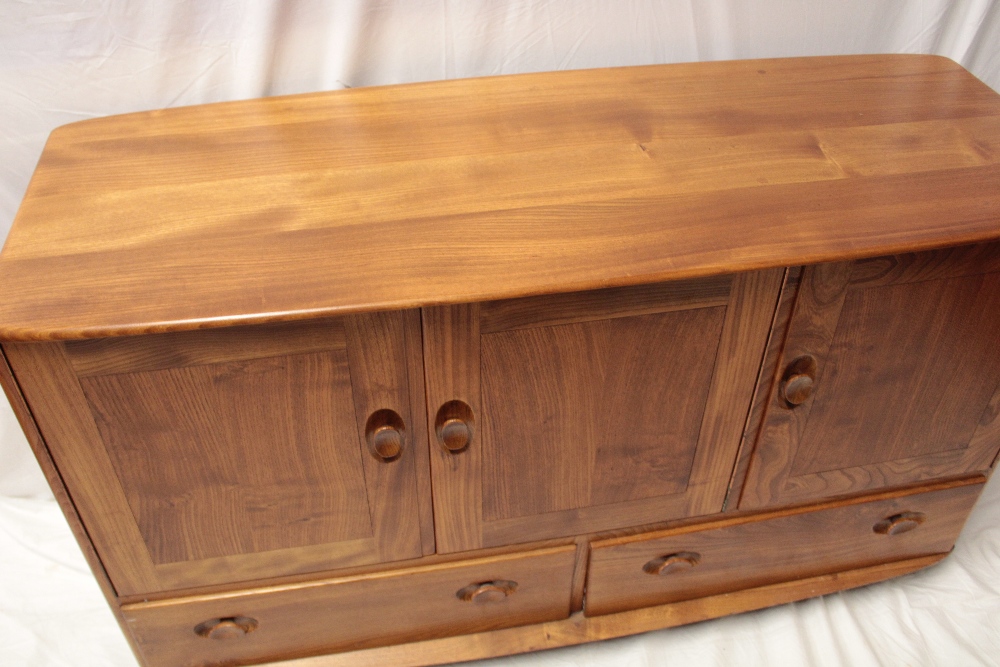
[5,312,432,595]
[81,351,372,564]
[480,307,727,521]
[425,269,784,553]
[740,242,1000,509]
[791,273,1000,473]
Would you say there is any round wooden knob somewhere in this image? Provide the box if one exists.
[873,511,926,535]
[435,400,475,453]
[194,616,258,639]
[456,580,518,603]
[365,409,405,462]
[782,374,814,405]
[371,425,403,460]
[440,418,472,452]
[643,551,701,575]
[781,355,818,406]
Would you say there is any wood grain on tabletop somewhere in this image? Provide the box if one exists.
[3,55,1000,340]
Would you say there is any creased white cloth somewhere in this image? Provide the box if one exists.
[1,1,1000,665]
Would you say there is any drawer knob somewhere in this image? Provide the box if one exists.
[873,511,926,535]
[456,579,518,603]
[781,355,818,406]
[436,400,475,453]
[643,551,701,575]
[365,409,405,462]
[194,616,258,639]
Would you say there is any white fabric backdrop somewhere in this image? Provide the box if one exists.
[2,1,1000,665]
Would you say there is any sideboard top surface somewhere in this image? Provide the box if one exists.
[3,54,1000,340]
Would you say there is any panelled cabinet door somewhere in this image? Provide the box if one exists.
[423,269,784,553]
[740,243,1000,510]
[4,312,434,596]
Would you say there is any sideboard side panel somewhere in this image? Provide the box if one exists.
[3,341,161,594]
[0,344,142,660]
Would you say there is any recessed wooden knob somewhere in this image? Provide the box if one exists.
[371,426,402,460]
[194,616,258,639]
[456,580,518,603]
[782,374,814,405]
[643,551,701,575]
[435,400,475,453]
[365,409,405,462]
[781,355,818,406]
[440,418,472,452]
[873,511,926,535]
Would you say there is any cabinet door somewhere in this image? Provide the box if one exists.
[4,313,434,595]
[740,243,1000,510]
[422,269,784,553]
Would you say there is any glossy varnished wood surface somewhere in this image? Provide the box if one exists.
[3,55,1000,340]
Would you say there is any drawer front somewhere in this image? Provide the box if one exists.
[123,545,576,667]
[585,478,983,617]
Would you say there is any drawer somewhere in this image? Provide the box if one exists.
[122,545,576,667]
[585,478,983,617]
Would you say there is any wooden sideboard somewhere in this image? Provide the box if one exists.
[2,54,1000,667]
